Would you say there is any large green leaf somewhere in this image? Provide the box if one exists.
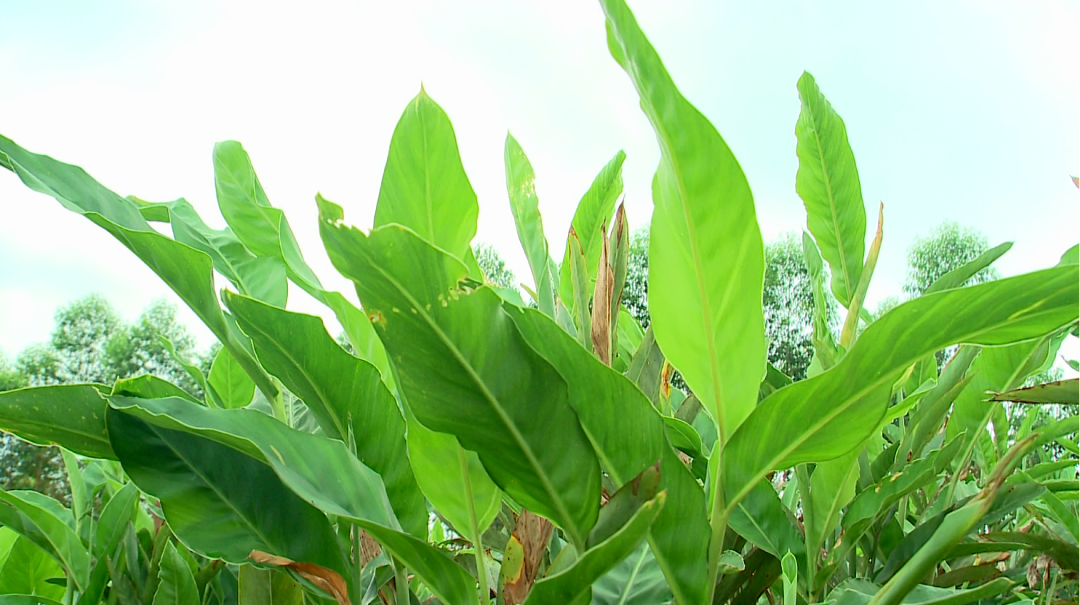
[558,151,626,308]
[153,541,200,605]
[794,72,866,307]
[141,197,288,306]
[523,494,665,605]
[405,407,500,544]
[94,482,140,558]
[500,305,664,485]
[601,0,765,442]
[106,407,348,574]
[319,219,601,546]
[645,442,709,605]
[0,385,114,459]
[590,542,673,605]
[372,89,479,263]
[223,293,426,537]
[0,135,277,399]
[108,395,478,605]
[505,133,556,315]
[722,265,1078,512]
[0,490,90,590]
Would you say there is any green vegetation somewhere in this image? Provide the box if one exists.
[0,2,1076,604]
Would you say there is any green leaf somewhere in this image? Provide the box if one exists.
[106,407,348,574]
[207,348,256,409]
[0,490,90,590]
[925,242,1012,295]
[601,0,766,442]
[781,551,798,605]
[60,449,89,533]
[558,151,626,308]
[0,536,66,601]
[223,293,427,537]
[141,197,288,306]
[153,541,200,605]
[0,385,114,459]
[645,442,709,605]
[108,395,478,605]
[0,135,277,400]
[237,565,303,605]
[523,493,665,605]
[807,445,860,555]
[990,378,1078,405]
[728,480,804,562]
[211,144,390,387]
[319,221,601,547]
[373,89,479,263]
[722,265,1078,513]
[795,72,867,307]
[405,405,500,544]
[591,542,673,605]
[94,482,139,558]
[505,133,556,315]
[501,304,664,486]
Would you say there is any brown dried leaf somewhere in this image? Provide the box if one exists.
[591,224,614,365]
[249,550,352,605]
[502,510,554,605]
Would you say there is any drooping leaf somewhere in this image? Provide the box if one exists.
[0,490,90,590]
[207,348,255,409]
[523,494,665,605]
[106,407,348,574]
[723,265,1078,513]
[829,577,1012,605]
[247,551,349,605]
[0,135,277,399]
[795,72,866,307]
[224,293,426,536]
[0,385,114,459]
[319,221,601,546]
[559,151,626,306]
[153,541,200,605]
[109,395,478,605]
[602,0,766,443]
[505,133,556,315]
[373,89,479,263]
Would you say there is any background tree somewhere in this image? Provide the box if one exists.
[903,221,996,298]
[1,295,209,501]
[474,243,518,289]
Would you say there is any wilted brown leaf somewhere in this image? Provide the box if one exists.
[249,550,351,605]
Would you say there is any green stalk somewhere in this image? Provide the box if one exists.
[705,448,729,605]
[353,525,363,603]
[63,576,75,605]
[394,559,410,605]
[795,464,817,601]
[459,449,490,602]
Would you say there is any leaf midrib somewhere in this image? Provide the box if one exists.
[351,239,582,543]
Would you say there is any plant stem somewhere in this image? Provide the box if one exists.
[839,202,884,348]
[394,558,410,605]
[795,464,817,601]
[63,575,75,605]
[460,449,490,603]
[705,449,729,605]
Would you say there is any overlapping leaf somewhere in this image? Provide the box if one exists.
[0,385,114,459]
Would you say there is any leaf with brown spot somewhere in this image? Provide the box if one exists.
[248,551,351,605]
[501,511,554,605]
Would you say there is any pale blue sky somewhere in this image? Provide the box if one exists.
[0,0,1077,356]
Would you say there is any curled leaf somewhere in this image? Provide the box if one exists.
[248,550,351,605]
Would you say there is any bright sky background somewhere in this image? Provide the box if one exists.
[1,0,1077,358]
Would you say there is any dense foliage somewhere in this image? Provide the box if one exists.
[0,2,1076,605]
